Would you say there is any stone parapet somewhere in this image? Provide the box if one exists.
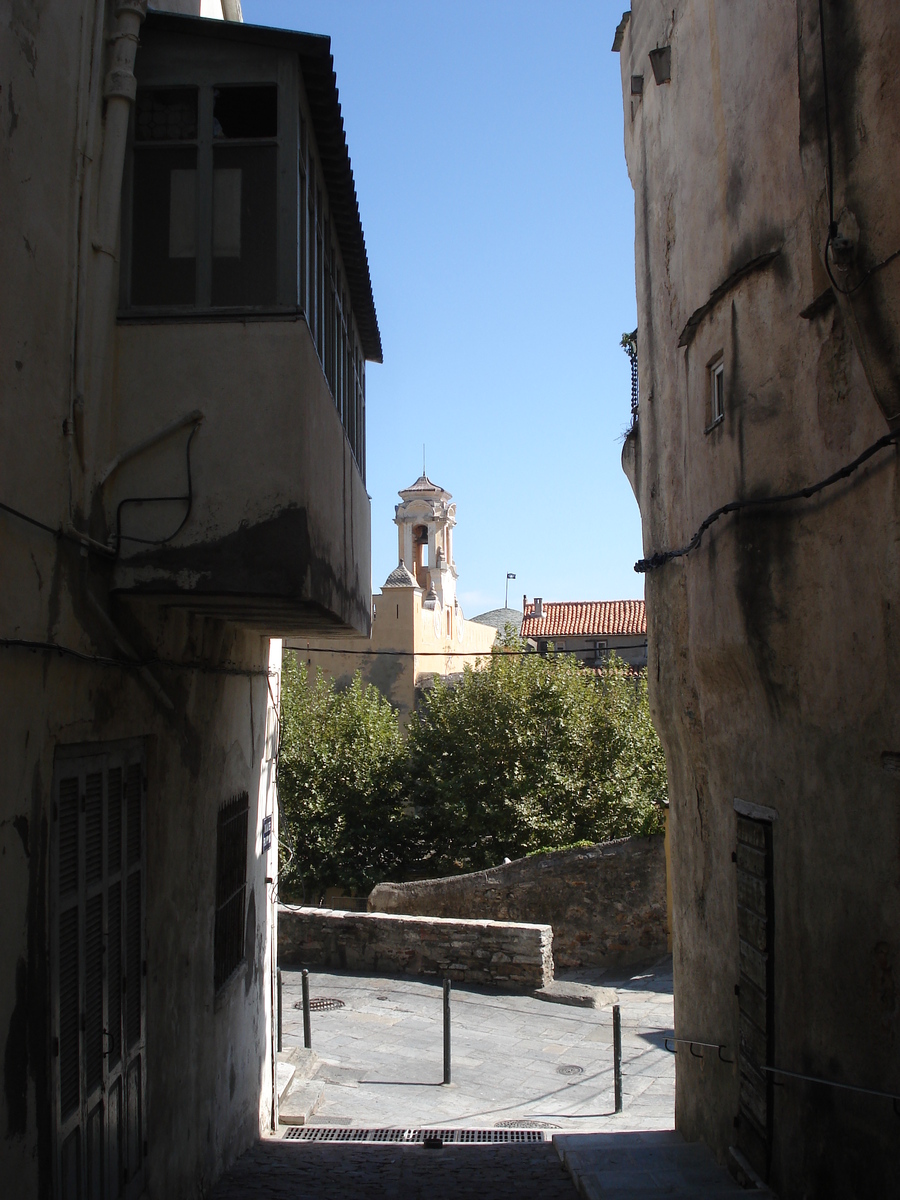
[277,907,553,991]
[369,835,667,969]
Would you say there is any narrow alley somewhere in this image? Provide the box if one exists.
[210,960,750,1198]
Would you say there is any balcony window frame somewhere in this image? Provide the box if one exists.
[121,37,300,317]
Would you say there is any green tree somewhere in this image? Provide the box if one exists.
[403,648,666,876]
[277,655,408,899]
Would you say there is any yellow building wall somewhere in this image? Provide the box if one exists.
[288,587,496,727]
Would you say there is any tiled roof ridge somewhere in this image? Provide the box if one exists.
[521,599,646,638]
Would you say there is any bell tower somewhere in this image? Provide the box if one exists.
[395,474,458,611]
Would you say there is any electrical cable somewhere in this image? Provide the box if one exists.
[818,0,899,298]
[297,643,650,658]
[1,423,200,559]
[0,499,63,540]
[113,422,198,553]
[635,427,900,573]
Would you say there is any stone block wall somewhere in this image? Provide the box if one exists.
[278,907,553,991]
[368,834,667,969]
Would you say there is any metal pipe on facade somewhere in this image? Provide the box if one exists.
[99,409,204,486]
[301,969,312,1049]
[94,1,148,257]
[277,969,283,1053]
[81,0,148,520]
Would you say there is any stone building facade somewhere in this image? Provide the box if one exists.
[1,4,379,1197]
[615,2,900,1195]
[291,475,497,726]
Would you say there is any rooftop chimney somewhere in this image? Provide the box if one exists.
[534,597,543,619]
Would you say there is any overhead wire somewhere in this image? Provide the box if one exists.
[0,636,276,678]
[298,643,649,658]
[818,0,899,297]
[635,425,900,573]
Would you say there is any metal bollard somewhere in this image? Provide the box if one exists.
[301,968,312,1050]
[277,968,283,1053]
[613,1003,623,1113]
[442,977,451,1085]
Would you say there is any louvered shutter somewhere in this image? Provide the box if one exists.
[52,746,146,1200]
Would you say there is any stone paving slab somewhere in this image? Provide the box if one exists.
[211,1140,579,1199]
[279,956,675,1132]
[554,1131,749,1200]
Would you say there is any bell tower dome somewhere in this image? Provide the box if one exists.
[394,474,457,611]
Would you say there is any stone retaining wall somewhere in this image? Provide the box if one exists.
[368,834,667,969]
[278,907,553,991]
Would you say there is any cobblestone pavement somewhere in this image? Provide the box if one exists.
[211,1141,579,1199]
[280,956,674,1131]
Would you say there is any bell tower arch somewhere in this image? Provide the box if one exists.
[395,474,457,611]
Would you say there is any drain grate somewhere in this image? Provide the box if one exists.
[495,1119,561,1130]
[283,1127,546,1144]
[556,1064,584,1076]
[293,997,345,1011]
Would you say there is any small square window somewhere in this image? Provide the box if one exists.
[709,358,725,429]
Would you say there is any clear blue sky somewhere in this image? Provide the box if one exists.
[245,1,642,614]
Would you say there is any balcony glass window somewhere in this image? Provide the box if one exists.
[131,89,198,306]
[130,85,277,310]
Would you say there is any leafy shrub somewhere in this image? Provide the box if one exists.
[278,644,667,895]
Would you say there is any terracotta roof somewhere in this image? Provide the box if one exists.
[399,473,449,497]
[382,562,419,589]
[521,600,646,639]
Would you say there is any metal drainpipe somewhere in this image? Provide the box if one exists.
[69,0,107,479]
[94,1,148,257]
[79,0,148,521]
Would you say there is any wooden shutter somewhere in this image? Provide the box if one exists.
[51,745,146,1200]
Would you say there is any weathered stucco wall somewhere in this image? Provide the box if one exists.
[618,2,900,1195]
[369,836,668,969]
[278,907,553,991]
[111,317,372,636]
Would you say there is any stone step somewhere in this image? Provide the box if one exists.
[278,1078,325,1127]
[276,1047,319,1105]
[279,1046,319,1083]
[535,980,616,1008]
[554,1130,762,1199]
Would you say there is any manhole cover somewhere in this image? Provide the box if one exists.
[495,1119,561,1129]
[293,997,346,1011]
[556,1064,584,1076]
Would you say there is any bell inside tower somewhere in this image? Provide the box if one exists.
[413,524,429,587]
